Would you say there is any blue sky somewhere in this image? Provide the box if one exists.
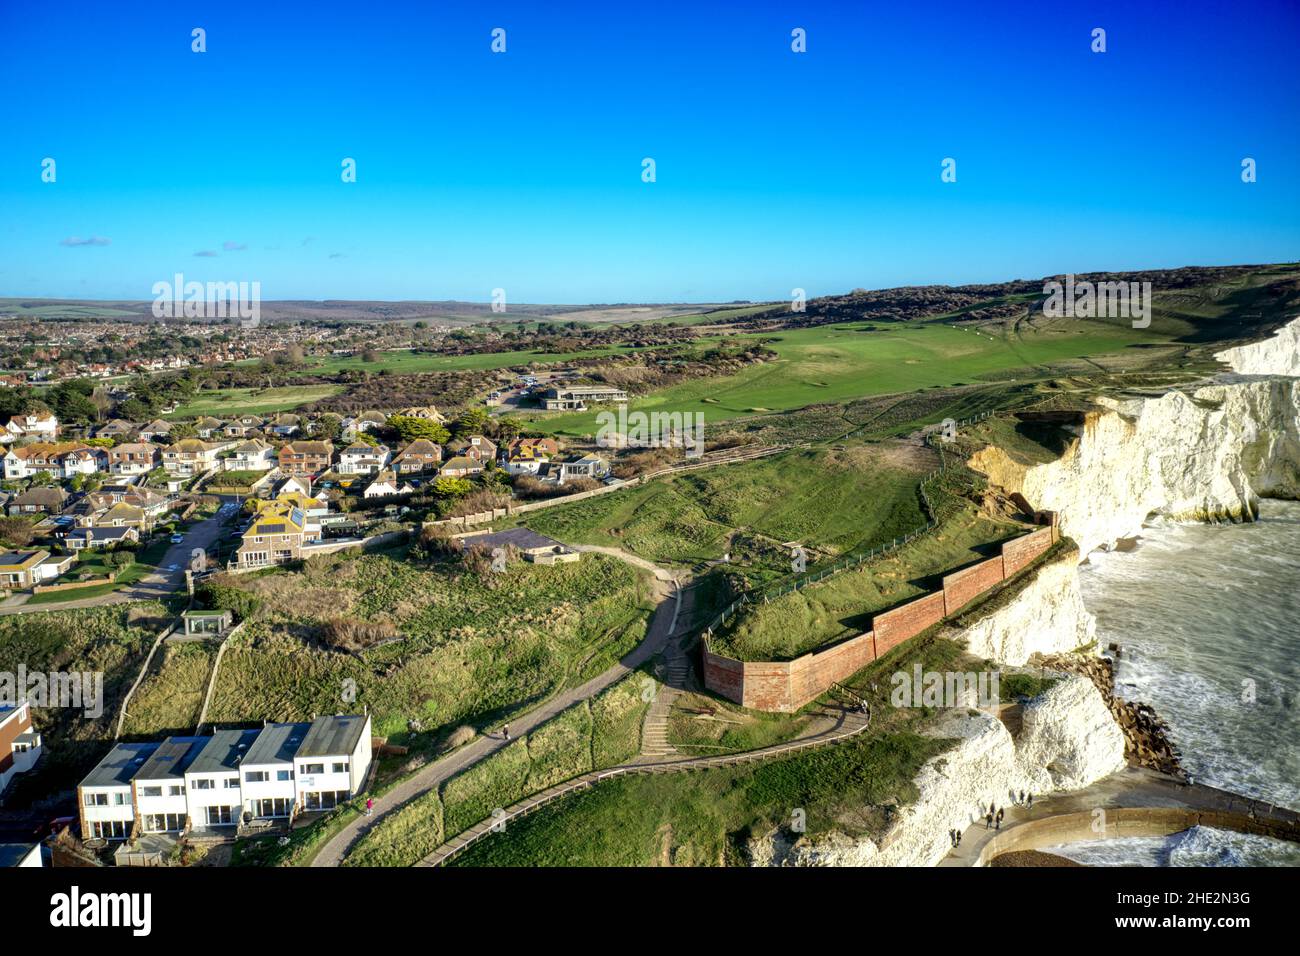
[1,0,1297,303]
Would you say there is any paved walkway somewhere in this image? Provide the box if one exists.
[941,765,1300,866]
[311,557,685,868]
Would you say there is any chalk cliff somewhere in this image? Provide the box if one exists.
[756,675,1124,867]
[1214,316,1300,377]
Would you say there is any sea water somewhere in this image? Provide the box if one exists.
[1048,501,1300,866]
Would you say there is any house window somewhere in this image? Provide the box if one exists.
[276,769,292,781]
[245,771,268,783]
[332,761,348,773]
[302,763,324,775]
[204,805,236,826]
[168,785,183,796]
[141,786,162,797]
[85,793,108,807]
[192,778,213,790]
[225,777,240,789]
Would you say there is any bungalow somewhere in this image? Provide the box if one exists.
[392,404,446,424]
[337,442,391,476]
[538,452,611,484]
[437,455,482,478]
[391,439,442,474]
[6,487,68,516]
[362,469,412,499]
[137,419,174,443]
[265,414,302,438]
[161,438,236,477]
[183,729,261,829]
[1,412,59,443]
[340,413,386,442]
[224,438,276,472]
[0,551,59,589]
[66,525,139,551]
[193,417,225,439]
[78,742,158,841]
[278,440,333,477]
[0,701,44,798]
[108,442,160,477]
[92,419,136,440]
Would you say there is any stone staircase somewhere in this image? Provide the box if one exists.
[639,641,694,758]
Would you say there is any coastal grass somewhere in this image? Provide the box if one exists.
[204,549,655,748]
[667,692,815,755]
[524,442,933,579]
[117,641,215,737]
[166,384,343,419]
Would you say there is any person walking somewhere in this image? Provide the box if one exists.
[503,723,510,741]
[995,808,1004,828]
[1026,792,1033,809]
[365,797,374,817]
[985,812,993,830]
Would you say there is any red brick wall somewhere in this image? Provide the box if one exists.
[702,646,745,704]
[740,661,796,711]
[789,630,878,709]
[873,591,947,657]
[1001,526,1053,577]
[942,557,1005,615]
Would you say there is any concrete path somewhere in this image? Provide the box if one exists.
[311,558,684,868]
[0,499,238,616]
[941,765,1300,866]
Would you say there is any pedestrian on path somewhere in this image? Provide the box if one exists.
[503,724,510,741]
[995,808,1004,828]
[365,798,374,817]
[1026,792,1033,809]
[985,812,993,830]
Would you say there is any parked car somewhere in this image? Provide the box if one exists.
[170,532,184,543]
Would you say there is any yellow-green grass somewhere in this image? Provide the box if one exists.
[118,642,215,737]
[709,491,1026,662]
[167,384,343,419]
[516,321,1163,436]
[523,443,934,577]
[345,675,649,866]
[667,692,815,755]
[204,550,655,745]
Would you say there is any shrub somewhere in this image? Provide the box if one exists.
[195,574,262,622]
[318,616,398,652]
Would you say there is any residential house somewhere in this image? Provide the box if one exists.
[540,385,628,411]
[137,419,174,443]
[6,487,68,516]
[0,701,43,797]
[222,415,266,439]
[161,438,236,477]
[239,722,310,821]
[108,442,160,477]
[340,412,386,442]
[292,714,373,812]
[446,434,497,463]
[78,742,158,841]
[193,417,225,439]
[537,453,611,484]
[88,486,169,522]
[3,442,106,480]
[92,419,136,440]
[66,525,139,551]
[391,439,442,474]
[0,412,59,443]
[265,414,302,438]
[184,729,261,829]
[278,440,333,477]
[437,455,482,478]
[509,437,560,458]
[337,442,391,476]
[132,737,205,835]
[234,501,314,569]
[362,469,412,499]
[225,438,276,472]
[0,551,60,589]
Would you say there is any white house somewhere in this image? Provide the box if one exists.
[78,742,157,841]
[1,412,59,443]
[132,737,205,835]
[362,469,412,499]
[183,729,260,829]
[239,722,310,821]
[337,443,391,476]
[293,714,372,812]
[224,438,276,472]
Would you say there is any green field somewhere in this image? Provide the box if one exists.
[516,320,1162,436]
[523,442,934,582]
[167,384,344,418]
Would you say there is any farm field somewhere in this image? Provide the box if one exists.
[516,320,1163,436]
[523,442,935,582]
[202,548,656,747]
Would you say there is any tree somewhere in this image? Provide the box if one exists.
[432,476,472,498]
[388,415,450,445]
[453,406,491,438]
[315,414,342,441]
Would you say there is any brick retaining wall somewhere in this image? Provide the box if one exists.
[703,516,1060,712]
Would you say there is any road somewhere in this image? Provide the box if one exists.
[0,497,240,615]
[311,555,683,867]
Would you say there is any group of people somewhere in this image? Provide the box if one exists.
[951,791,1037,849]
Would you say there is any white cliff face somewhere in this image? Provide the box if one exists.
[1214,316,1300,377]
[957,551,1096,666]
[970,380,1300,557]
[763,676,1124,868]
